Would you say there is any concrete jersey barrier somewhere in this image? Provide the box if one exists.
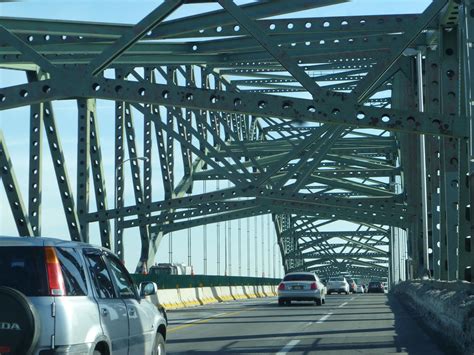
[392,280,474,355]
[147,284,277,310]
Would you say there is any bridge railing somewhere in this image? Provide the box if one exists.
[131,274,280,289]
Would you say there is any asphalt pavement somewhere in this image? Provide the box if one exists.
[165,293,446,354]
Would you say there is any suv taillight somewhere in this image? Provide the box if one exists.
[278,283,285,290]
[45,247,66,296]
[310,282,317,290]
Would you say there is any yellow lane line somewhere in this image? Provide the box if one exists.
[167,307,258,333]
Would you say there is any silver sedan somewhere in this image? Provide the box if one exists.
[278,272,326,306]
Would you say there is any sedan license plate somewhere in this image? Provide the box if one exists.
[292,285,303,290]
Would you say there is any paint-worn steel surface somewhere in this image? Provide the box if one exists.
[0,0,472,282]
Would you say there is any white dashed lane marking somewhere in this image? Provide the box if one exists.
[316,312,333,324]
[277,340,301,355]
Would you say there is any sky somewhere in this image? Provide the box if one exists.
[0,0,431,275]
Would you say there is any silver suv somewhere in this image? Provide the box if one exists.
[0,236,167,355]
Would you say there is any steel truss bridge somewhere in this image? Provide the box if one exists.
[0,0,472,283]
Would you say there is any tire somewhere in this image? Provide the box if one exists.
[278,299,284,306]
[152,333,166,355]
[322,298,326,304]
[315,298,322,306]
[0,286,40,355]
[286,300,291,306]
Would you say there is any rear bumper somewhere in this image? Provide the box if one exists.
[36,343,94,355]
[278,290,322,300]
[327,288,348,293]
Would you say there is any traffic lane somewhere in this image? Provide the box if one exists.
[290,293,445,354]
[166,295,355,354]
[165,294,446,354]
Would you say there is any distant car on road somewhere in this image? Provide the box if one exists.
[367,281,385,293]
[356,284,365,293]
[278,272,326,306]
[149,262,193,275]
[346,278,357,293]
[326,276,350,295]
[0,236,167,355]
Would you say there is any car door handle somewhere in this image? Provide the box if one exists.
[129,307,136,317]
[101,308,109,317]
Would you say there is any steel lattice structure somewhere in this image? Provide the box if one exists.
[0,0,472,282]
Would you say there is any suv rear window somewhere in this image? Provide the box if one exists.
[0,246,48,296]
[283,274,315,281]
[56,247,88,296]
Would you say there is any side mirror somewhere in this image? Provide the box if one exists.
[139,281,158,297]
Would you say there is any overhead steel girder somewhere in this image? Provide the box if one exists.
[0,13,415,45]
[297,231,388,238]
[0,33,411,58]
[89,0,184,77]
[352,0,449,103]
[192,167,400,180]
[0,74,467,137]
[299,242,389,250]
[324,154,396,170]
[288,258,388,273]
[303,257,388,269]
[224,139,397,156]
[310,265,388,278]
[0,0,340,40]
[306,176,396,197]
[294,252,387,260]
[118,193,407,232]
[288,240,388,257]
[85,185,407,226]
[296,237,388,255]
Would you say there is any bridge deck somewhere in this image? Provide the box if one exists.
[166,294,445,354]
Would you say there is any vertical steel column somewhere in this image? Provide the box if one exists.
[267,214,271,278]
[88,109,112,249]
[417,50,430,275]
[216,180,221,275]
[461,0,474,281]
[203,180,208,274]
[169,232,173,263]
[440,28,461,280]
[143,69,153,251]
[114,70,126,259]
[247,217,251,276]
[77,99,92,243]
[224,215,228,275]
[261,215,265,276]
[392,67,422,278]
[254,215,258,276]
[425,48,443,279]
[228,217,232,276]
[26,72,43,236]
[238,217,242,276]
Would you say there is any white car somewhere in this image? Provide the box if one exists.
[278,272,326,306]
[356,284,365,293]
[326,276,350,294]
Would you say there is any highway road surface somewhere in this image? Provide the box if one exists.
[165,293,446,354]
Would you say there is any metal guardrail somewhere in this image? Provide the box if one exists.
[131,274,280,289]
